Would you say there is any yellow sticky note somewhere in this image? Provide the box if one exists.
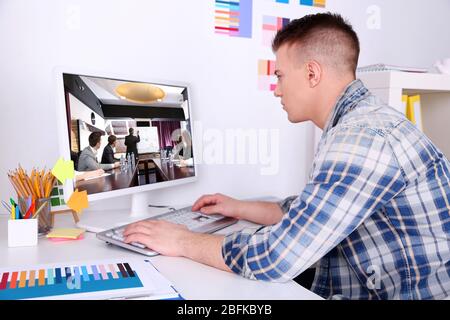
[46,228,85,239]
[67,189,89,214]
[51,157,75,184]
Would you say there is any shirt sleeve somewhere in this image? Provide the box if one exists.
[222,125,406,282]
[99,163,114,170]
[277,196,298,214]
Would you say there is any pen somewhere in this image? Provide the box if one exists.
[11,205,16,220]
[1,200,12,213]
[24,199,35,219]
[16,205,21,220]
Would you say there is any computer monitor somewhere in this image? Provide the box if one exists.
[54,68,197,232]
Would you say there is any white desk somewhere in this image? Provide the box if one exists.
[0,210,323,300]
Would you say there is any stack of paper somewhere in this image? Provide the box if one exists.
[357,63,428,73]
[46,228,85,241]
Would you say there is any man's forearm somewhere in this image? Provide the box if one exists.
[236,201,284,225]
[180,232,232,273]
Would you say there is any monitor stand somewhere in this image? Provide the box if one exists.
[76,192,170,233]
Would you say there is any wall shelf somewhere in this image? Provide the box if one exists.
[358,71,450,158]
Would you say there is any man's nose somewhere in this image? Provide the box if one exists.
[273,85,281,97]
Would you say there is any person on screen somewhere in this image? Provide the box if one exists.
[125,128,140,161]
[78,132,120,171]
[172,130,193,160]
[101,135,120,164]
[122,13,450,300]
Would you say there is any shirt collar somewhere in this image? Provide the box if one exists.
[90,146,98,156]
[321,79,369,136]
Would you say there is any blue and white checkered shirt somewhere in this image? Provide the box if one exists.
[222,79,450,300]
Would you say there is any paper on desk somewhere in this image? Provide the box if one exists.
[48,235,84,242]
[0,258,179,300]
[141,260,183,300]
[67,189,89,214]
[51,158,75,184]
[83,173,111,181]
[46,228,85,239]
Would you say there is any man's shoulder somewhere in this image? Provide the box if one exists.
[339,97,406,136]
[80,147,92,156]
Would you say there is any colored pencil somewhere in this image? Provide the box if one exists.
[32,201,49,219]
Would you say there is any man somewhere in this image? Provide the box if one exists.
[122,13,450,299]
[78,132,120,171]
[125,128,140,160]
[101,135,120,164]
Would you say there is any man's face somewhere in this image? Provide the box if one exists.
[273,44,315,123]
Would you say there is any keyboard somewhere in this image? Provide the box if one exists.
[96,206,237,256]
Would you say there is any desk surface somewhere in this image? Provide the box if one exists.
[76,165,138,195]
[0,210,322,300]
[149,158,195,181]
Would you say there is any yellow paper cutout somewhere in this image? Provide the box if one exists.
[51,157,75,184]
[67,189,88,214]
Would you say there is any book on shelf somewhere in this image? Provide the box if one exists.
[405,95,423,132]
[357,63,428,73]
[402,95,408,115]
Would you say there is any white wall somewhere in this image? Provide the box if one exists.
[69,93,110,156]
[1,0,449,211]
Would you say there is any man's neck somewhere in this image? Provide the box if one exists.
[314,76,355,130]
[90,146,98,155]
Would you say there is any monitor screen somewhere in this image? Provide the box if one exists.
[62,73,195,196]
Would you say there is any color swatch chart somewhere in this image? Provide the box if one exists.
[214,0,253,38]
[0,261,144,300]
[258,59,277,91]
[262,15,290,47]
[268,0,326,7]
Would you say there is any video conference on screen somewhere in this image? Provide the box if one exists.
[63,73,195,195]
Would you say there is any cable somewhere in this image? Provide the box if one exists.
[147,204,176,211]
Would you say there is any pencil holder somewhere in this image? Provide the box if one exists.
[36,198,52,235]
[18,197,52,235]
[8,218,38,247]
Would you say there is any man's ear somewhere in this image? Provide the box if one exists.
[306,60,322,87]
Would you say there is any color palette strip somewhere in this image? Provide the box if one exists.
[258,59,277,91]
[262,15,290,47]
[300,0,326,7]
[214,0,253,38]
[267,0,326,7]
[0,262,142,300]
[265,0,289,4]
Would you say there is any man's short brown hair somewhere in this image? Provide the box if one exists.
[272,12,360,75]
[108,135,117,145]
[88,132,102,148]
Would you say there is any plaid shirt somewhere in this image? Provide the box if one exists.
[222,80,450,300]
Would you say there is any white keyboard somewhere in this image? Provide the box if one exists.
[96,206,237,256]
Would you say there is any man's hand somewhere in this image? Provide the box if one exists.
[93,168,105,176]
[192,193,243,219]
[123,220,192,257]
[193,193,285,225]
